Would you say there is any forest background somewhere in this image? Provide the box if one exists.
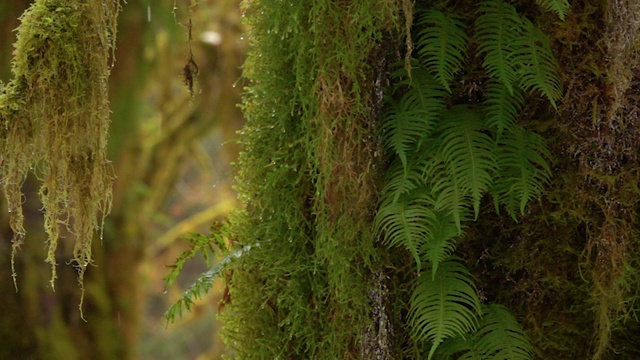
[0,0,244,358]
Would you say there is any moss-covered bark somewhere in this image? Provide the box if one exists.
[461,1,640,359]
[222,0,640,359]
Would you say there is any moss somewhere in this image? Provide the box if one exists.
[220,0,404,358]
[0,0,120,303]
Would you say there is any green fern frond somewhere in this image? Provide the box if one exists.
[374,194,436,271]
[473,304,534,360]
[410,259,482,359]
[432,106,496,219]
[164,245,247,325]
[512,21,562,109]
[165,260,226,325]
[384,67,447,168]
[493,125,551,218]
[416,10,468,92]
[535,0,570,20]
[431,170,472,232]
[433,304,534,360]
[435,336,483,360]
[380,159,424,203]
[483,82,525,139]
[420,211,459,280]
[476,0,523,93]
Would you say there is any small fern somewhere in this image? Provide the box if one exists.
[374,191,435,271]
[476,0,523,94]
[164,223,231,324]
[416,10,468,92]
[420,211,459,280]
[492,125,552,218]
[384,66,447,169]
[512,20,562,108]
[535,0,571,20]
[483,82,525,139]
[435,304,534,360]
[410,259,482,360]
[430,106,497,220]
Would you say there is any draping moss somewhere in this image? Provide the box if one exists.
[0,0,119,307]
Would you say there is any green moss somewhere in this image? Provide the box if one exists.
[220,0,402,358]
[0,0,120,303]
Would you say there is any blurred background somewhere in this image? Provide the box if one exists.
[0,1,245,359]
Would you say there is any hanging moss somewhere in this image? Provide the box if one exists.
[0,0,120,305]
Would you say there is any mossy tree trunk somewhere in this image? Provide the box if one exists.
[464,1,640,359]
[221,0,640,359]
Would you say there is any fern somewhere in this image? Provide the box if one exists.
[430,106,496,220]
[416,10,468,92]
[476,0,523,94]
[165,257,227,324]
[435,304,534,360]
[473,304,534,360]
[512,20,562,108]
[374,191,435,271]
[381,159,425,204]
[410,259,482,360]
[535,0,571,20]
[384,66,447,169]
[492,125,552,218]
[164,223,231,324]
[420,211,459,280]
[483,82,525,139]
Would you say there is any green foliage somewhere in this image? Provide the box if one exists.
[436,304,534,360]
[374,0,562,357]
[417,10,468,92]
[492,125,552,218]
[512,21,562,109]
[535,0,571,20]
[410,259,482,359]
[0,0,120,299]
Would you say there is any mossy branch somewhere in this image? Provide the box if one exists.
[0,0,120,302]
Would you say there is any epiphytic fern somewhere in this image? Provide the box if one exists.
[384,65,447,169]
[483,82,525,139]
[512,20,562,108]
[430,106,497,221]
[535,0,571,20]
[476,0,523,94]
[410,259,482,360]
[492,125,552,219]
[375,1,559,358]
[416,10,468,92]
[435,304,534,360]
[374,192,435,271]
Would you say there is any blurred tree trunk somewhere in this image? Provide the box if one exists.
[1,1,244,358]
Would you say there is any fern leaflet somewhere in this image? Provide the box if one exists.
[420,211,459,280]
[476,0,523,94]
[410,259,482,359]
[493,125,551,218]
[512,21,562,108]
[483,82,525,139]
[535,0,570,20]
[384,66,447,168]
[434,304,534,360]
[374,194,435,271]
[416,10,468,92]
[473,304,535,359]
[431,106,496,220]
